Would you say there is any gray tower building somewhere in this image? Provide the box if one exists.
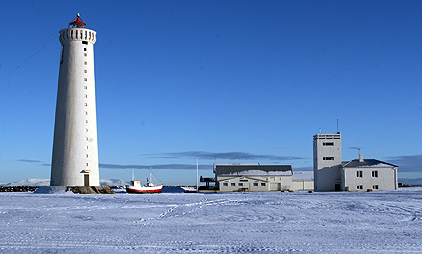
[313,132,341,191]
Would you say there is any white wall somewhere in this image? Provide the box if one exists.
[342,167,398,191]
[217,175,292,192]
[292,180,314,191]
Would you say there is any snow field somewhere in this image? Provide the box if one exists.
[0,188,421,253]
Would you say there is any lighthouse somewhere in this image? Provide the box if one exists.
[50,14,99,186]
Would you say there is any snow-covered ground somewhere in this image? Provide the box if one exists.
[0,188,421,253]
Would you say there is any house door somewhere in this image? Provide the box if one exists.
[84,174,90,186]
[335,184,341,191]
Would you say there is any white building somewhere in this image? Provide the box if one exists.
[313,132,398,191]
[214,163,293,192]
[341,155,398,191]
[50,15,99,186]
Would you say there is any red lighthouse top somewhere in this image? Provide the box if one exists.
[69,13,86,28]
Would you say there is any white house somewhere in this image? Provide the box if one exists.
[341,154,398,191]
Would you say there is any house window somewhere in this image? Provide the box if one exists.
[372,171,378,177]
[323,142,334,146]
[238,183,243,187]
[323,157,334,160]
[223,183,228,186]
[357,185,363,190]
[231,183,235,187]
[356,171,363,178]
[253,183,258,187]
[373,185,379,190]
[261,183,266,186]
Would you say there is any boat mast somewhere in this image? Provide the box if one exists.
[149,167,152,184]
[196,157,199,192]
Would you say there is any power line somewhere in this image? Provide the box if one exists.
[0,35,58,82]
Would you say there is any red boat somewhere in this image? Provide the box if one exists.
[126,168,163,194]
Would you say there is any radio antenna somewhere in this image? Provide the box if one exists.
[337,119,339,133]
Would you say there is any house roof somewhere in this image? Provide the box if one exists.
[342,159,398,168]
[215,165,293,176]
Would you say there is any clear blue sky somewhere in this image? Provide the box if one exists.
[1,0,422,185]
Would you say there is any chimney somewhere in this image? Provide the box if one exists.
[359,154,364,162]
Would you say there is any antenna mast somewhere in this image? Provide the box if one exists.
[337,119,339,133]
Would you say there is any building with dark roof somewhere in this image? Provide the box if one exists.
[341,155,398,191]
[214,163,293,192]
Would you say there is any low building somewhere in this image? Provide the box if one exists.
[214,163,293,192]
[292,171,314,191]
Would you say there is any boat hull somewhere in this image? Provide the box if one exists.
[126,185,163,194]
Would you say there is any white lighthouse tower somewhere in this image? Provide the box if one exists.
[50,14,99,186]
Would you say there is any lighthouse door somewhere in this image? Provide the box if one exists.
[84,174,90,186]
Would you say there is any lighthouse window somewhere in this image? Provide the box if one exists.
[84,70,87,73]
[84,94,88,98]
[86,154,89,158]
[84,86,87,90]
[85,129,88,133]
[85,103,88,106]
[85,137,89,141]
[84,78,87,81]
[84,48,87,51]
[84,111,88,115]
[84,53,87,57]
[84,62,87,65]
[84,146,88,149]
[60,46,64,63]
[82,41,88,45]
